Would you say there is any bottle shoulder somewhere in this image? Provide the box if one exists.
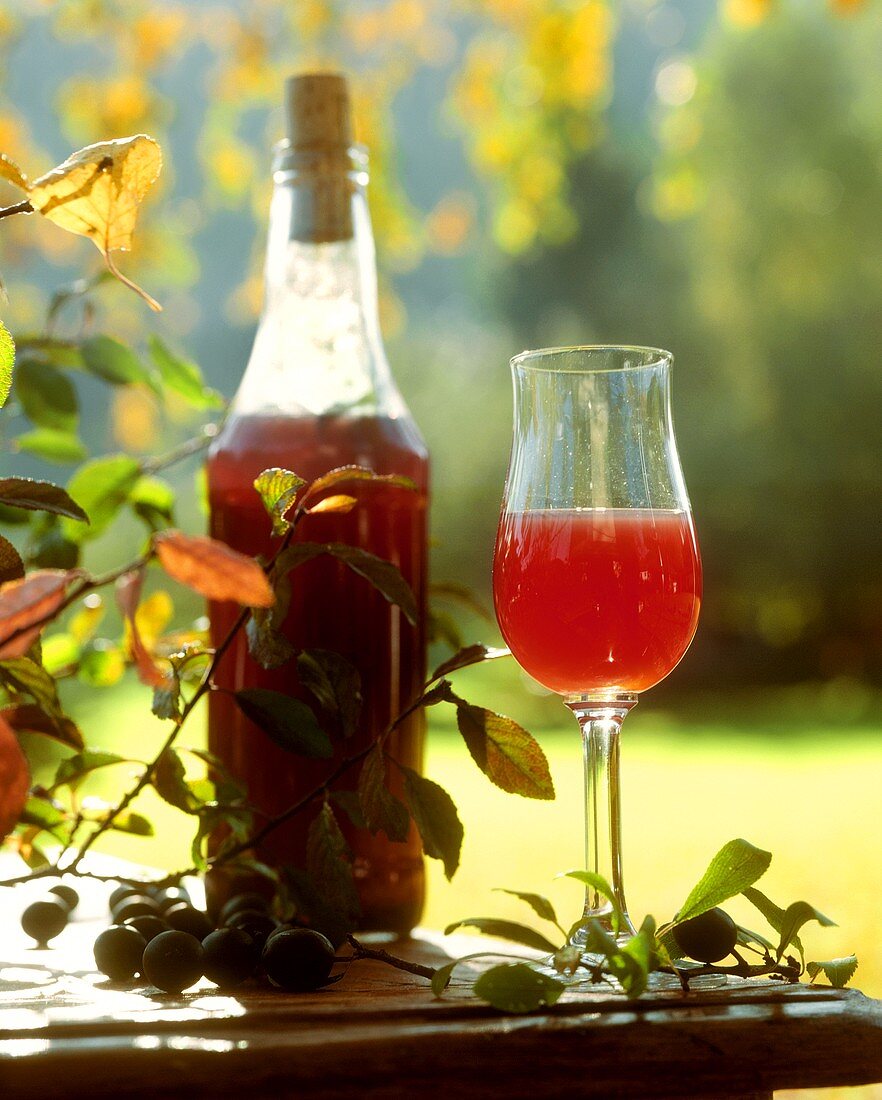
[208,409,428,487]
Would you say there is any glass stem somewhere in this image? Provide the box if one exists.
[566,694,637,943]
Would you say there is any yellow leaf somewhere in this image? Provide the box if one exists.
[307,494,358,516]
[29,135,161,252]
[28,135,163,310]
[0,152,28,192]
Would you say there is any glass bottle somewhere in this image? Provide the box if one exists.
[206,74,428,935]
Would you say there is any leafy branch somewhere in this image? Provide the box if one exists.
[433,839,858,1012]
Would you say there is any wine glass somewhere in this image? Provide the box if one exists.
[493,345,701,946]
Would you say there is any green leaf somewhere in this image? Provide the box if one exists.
[273,543,326,578]
[53,749,131,790]
[297,649,362,738]
[676,839,772,924]
[41,632,80,674]
[305,464,417,497]
[152,678,182,721]
[401,766,463,880]
[153,748,197,813]
[742,887,804,956]
[330,789,367,829]
[63,455,141,540]
[431,952,523,996]
[234,688,332,759]
[327,544,418,625]
[306,800,360,920]
[560,870,623,928]
[15,358,78,432]
[427,608,464,651]
[775,901,836,960]
[16,428,88,465]
[430,581,493,621]
[0,657,63,717]
[806,955,858,989]
[0,534,24,584]
[29,523,81,570]
[358,746,410,842]
[442,917,559,954]
[148,335,222,409]
[472,963,565,1013]
[19,796,68,842]
[78,644,125,686]
[431,644,509,682]
[129,476,175,531]
[618,916,657,1000]
[254,468,306,536]
[281,865,356,947]
[246,604,295,670]
[80,335,152,386]
[111,811,154,836]
[1,702,83,749]
[493,889,559,927]
[0,319,13,408]
[0,477,88,523]
[454,700,554,800]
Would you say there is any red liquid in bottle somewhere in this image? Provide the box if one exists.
[207,411,428,933]
[493,508,701,695]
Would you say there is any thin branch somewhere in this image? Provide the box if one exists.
[65,519,304,868]
[0,200,34,220]
[142,424,222,475]
[346,934,436,980]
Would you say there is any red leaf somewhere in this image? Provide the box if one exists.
[154,531,274,607]
[1,704,83,749]
[0,570,76,659]
[116,569,168,689]
[0,713,30,842]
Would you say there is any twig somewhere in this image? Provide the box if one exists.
[63,518,304,869]
[142,424,221,475]
[0,200,34,220]
[346,934,436,980]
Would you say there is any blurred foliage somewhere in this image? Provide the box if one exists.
[2,0,880,689]
[0,0,613,332]
[497,0,882,684]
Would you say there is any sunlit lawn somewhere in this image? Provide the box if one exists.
[48,661,882,1006]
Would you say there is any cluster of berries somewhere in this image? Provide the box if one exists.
[19,881,337,995]
[93,886,337,994]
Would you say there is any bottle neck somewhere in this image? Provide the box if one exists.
[233,143,399,419]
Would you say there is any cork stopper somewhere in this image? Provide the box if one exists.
[285,73,353,150]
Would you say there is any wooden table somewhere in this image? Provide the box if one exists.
[1,905,881,1100]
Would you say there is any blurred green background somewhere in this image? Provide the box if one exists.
[1,0,881,1080]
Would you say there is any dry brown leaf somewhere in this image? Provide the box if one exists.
[154,531,274,608]
[0,570,77,659]
[0,713,29,842]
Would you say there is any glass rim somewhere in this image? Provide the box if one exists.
[510,344,673,373]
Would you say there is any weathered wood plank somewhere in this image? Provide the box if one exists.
[0,899,879,1099]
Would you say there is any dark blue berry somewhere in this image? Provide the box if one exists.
[21,899,68,947]
[261,929,335,992]
[94,925,147,981]
[202,928,259,989]
[142,930,204,993]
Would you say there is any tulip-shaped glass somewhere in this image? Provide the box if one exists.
[493,346,701,945]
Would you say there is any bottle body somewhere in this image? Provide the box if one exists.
[207,412,428,933]
[205,74,429,934]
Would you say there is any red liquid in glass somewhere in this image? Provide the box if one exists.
[493,509,701,695]
[206,412,428,933]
